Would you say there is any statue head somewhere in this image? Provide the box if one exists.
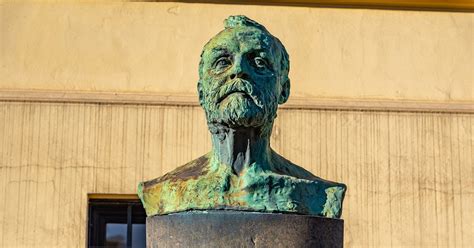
[198,15,290,136]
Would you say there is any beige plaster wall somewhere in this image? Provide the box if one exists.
[1,2,472,101]
[0,101,473,247]
[0,2,473,248]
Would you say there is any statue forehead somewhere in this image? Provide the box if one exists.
[202,27,274,57]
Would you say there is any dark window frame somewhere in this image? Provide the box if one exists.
[88,198,146,247]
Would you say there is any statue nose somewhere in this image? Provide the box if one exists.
[229,56,249,80]
[229,71,247,80]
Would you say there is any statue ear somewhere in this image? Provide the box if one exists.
[197,81,205,106]
[278,78,290,104]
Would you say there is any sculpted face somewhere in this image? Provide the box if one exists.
[198,17,290,135]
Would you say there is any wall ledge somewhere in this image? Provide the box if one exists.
[152,0,474,12]
[0,89,472,113]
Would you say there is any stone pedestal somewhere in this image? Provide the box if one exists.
[146,210,343,248]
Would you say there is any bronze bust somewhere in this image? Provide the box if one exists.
[139,15,346,218]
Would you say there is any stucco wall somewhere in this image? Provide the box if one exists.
[1,2,472,101]
[0,2,473,248]
[0,102,473,247]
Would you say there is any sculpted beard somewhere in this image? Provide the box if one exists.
[201,77,278,129]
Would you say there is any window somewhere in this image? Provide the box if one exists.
[88,198,146,248]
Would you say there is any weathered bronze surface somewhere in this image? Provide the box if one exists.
[147,211,344,248]
[138,15,347,218]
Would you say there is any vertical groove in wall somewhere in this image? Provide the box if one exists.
[0,101,472,247]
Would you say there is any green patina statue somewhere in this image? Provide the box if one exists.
[138,15,346,218]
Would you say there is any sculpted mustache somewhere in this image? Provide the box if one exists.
[216,79,264,108]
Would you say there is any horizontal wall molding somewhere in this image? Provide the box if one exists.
[0,89,472,113]
[158,0,474,12]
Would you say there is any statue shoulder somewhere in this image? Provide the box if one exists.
[138,153,213,216]
[269,150,347,217]
[140,153,211,189]
[270,150,319,180]
[271,150,345,185]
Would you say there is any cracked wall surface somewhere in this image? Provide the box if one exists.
[0,102,472,247]
[0,2,472,247]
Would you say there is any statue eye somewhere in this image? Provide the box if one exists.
[214,57,231,69]
[254,57,268,69]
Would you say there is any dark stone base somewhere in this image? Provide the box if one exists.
[146,210,344,248]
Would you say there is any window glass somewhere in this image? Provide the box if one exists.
[132,224,146,248]
[88,199,146,247]
[105,223,127,247]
